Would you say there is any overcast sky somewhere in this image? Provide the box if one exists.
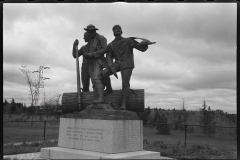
[3,3,236,114]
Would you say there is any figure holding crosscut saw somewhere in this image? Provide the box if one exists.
[73,24,108,105]
[102,25,156,110]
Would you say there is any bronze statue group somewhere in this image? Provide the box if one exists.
[72,24,152,110]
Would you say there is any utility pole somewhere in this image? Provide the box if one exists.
[32,66,50,115]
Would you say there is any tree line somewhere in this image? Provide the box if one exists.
[4,97,236,137]
[3,99,27,115]
[3,97,61,120]
[137,99,236,137]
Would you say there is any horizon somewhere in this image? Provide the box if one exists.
[3,97,236,114]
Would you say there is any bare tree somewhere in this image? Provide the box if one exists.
[19,66,35,107]
[19,65,50,123]
[173,98,190,131]
[40,93,61,119]
[19,65,38,124]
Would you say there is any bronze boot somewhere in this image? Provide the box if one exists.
[104,82,113,96]
[120,96,127,110]
[102,76,113,96]
[91,85,98,104]
[92,84,104,104]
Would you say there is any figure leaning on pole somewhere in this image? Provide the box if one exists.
[102,25,155,110]
[73,24,108,104]
[72,32,91,92]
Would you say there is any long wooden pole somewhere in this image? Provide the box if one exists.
[75,44,81,111]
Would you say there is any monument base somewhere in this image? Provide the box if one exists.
[57,118,143,153]
[39,110,170,159]
[40,147,163,159]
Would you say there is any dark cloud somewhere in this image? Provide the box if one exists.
[171,4,236,48]
[4,31,48,66]
[3,67,26,85]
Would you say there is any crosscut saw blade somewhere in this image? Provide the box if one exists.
[129,37,156,45]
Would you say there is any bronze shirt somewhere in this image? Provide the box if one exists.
[107,37,148,70]
[85,33,107,67]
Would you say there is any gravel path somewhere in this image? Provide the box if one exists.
[3,152,44,160]
[4,152,175,160]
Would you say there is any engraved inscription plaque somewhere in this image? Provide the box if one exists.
[129,120,141,149]
[65,127,104,143]
[58,118,142,154]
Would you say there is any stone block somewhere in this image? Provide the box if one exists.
[58,118,143,154]
[40,147,163,159]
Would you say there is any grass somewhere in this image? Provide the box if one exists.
[4,140,58,155]
[3,121,59,143]
[3,118,237,159]
[4,138,236,159]
[143,125,236,151]
[143,139,237,159]
[142,126,237,159]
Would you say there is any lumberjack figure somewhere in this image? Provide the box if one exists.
[72,32,90,92]
[73,24,108,104]
[102,25,150,110]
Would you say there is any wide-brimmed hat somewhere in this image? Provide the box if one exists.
[84,24,99,31]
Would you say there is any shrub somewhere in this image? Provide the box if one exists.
[156,113,171,135]
[172,140,182,154]
[199,101,216,137]
[151,140,168,150]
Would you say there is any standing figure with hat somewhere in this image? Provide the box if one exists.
[73,24,108,104]
[102,25,151,110]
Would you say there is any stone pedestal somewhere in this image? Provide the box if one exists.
[58,118,143,153]
[40,107,163,159]
[41,147,162,159]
